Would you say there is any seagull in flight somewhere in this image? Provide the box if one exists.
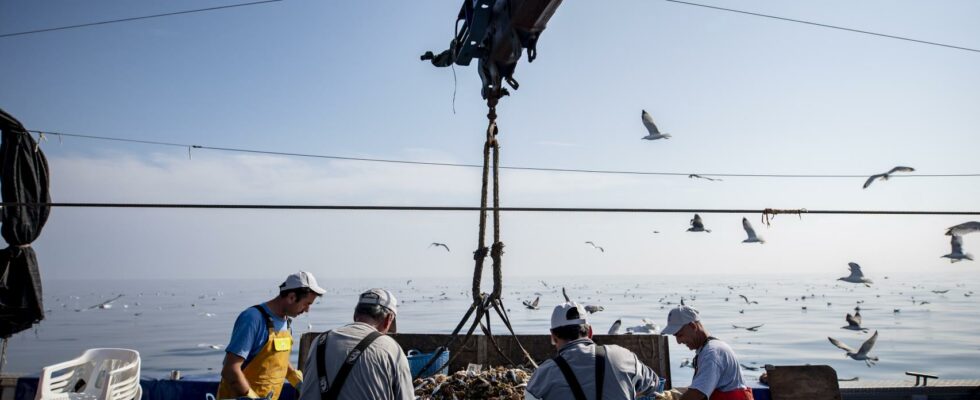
[86,294,124,310]
[945,221,980,236]
[862,166,915,189]
[741,217,764,244]
[585,305,604,314]
[688,174,721,182]
[841,310,868,332]
[640,110,671,140]
[732,324,764,332]
[739,294,758,305]
[585,241,605,252]
[523,296,540,310]
[941,234,973,263]
[429,242,450,252]
[828,330,880,367]
[687,214,711,233]
[838,262,873,286]
[609,319,622,335]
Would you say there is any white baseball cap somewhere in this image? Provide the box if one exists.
[280,271,326,295]
[358,288,398,315]
[550,302,589,329]
[662,305,700,335]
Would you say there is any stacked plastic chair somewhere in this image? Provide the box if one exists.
[36,348,142,400]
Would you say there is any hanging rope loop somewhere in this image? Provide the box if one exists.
[761,207,808,227]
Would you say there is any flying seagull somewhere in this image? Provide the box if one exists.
[640,110,671,140]
[585,241,605,252]
[585,305,604,314]
[429,242,450,252]
[862,166,915,189]
[741,217,764,244]
[841,310,868,332]
[828,330,880,367]
[523,296,540,310]
[687,214,711,233]
[609,319,622,335]
[732,324,764,332]
[738,294,758,305]
[945,221,980,236]
[86,294,124,310]
[838,262,873,286]
[688,174,721,182]
[941,234,973,263]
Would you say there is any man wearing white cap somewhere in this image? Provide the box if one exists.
[299,288,413,400]
[218,271,326,400]
[525,301,662,400]
[661,305,754,400]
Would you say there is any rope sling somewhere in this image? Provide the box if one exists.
[413,93,538,379]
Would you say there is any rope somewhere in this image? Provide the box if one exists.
[762,208,808,227]
[3,203,977,215]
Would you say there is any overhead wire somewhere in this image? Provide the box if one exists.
[0,0,283,39]
[28,130,980,180]
[2,203,978,215]
[662,0,980,54]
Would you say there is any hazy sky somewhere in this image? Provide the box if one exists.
[1,1,978,281]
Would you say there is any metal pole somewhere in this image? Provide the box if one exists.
[0,337,8,376]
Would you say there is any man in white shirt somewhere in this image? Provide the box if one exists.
[661,305,754,400]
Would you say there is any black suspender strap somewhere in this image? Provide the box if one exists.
[693,336,718,376]
[316,331,332,400]
[251,305,274,330]
[553,355,588,400]
[318,331,383,400]
[595,345,606,400]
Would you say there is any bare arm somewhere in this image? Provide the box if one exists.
[221,352,251,397]
[679,387,706,400]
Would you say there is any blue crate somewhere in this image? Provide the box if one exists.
[406,348,449,378]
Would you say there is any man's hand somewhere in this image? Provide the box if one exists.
[655,389,685,400]
[286,368,303,388]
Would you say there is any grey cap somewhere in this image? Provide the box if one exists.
[358,288,398,315]
[550,302,589,329]
[662,305,700,335]
[280,271,326,295]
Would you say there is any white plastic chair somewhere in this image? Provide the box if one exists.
[36,348,142,400]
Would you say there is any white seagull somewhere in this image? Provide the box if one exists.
[609,319,622,335]
[828,330,880,367]
[741,217,764,244]
[85,294,124,310]
[838,263,873,286]
[687,214,711,233]
[862,166,915,189]
[429,242,450,252]
[585,241,605,252]
[941,235,973,263]
[523,296,540,310]
[945,221,980,236]
[841,310,868,332]
[732,324,764,332]
[640,110,671,140]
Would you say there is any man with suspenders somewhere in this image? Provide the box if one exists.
[298,288,413,400]
[525,302,663,400]
[218,271,325,400]
[661,306,754,400]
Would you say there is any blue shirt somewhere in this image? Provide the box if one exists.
[225,303,291,366]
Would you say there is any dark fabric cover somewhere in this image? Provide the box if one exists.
[0,108,50,338]
[11,376,300,400]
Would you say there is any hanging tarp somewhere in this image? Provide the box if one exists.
[0,108,50,338]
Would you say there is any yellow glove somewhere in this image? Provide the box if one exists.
[654,389,684,400]
[286,369,303,388]
[245,388,260,398]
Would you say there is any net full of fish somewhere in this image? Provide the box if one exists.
[413,366,531,400]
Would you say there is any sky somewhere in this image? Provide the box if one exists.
[1,0,978,281]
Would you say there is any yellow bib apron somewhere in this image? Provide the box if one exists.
[217,305,292,400]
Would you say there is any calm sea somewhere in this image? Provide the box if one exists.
[5,272,980,386]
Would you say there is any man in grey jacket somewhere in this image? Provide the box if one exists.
[525,301,662,400]
[298,288,413,400]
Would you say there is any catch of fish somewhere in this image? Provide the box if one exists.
[414,366,531,400]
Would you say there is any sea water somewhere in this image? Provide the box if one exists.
[5,272,979,386]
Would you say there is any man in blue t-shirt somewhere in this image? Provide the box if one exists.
[217,271,326,400]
